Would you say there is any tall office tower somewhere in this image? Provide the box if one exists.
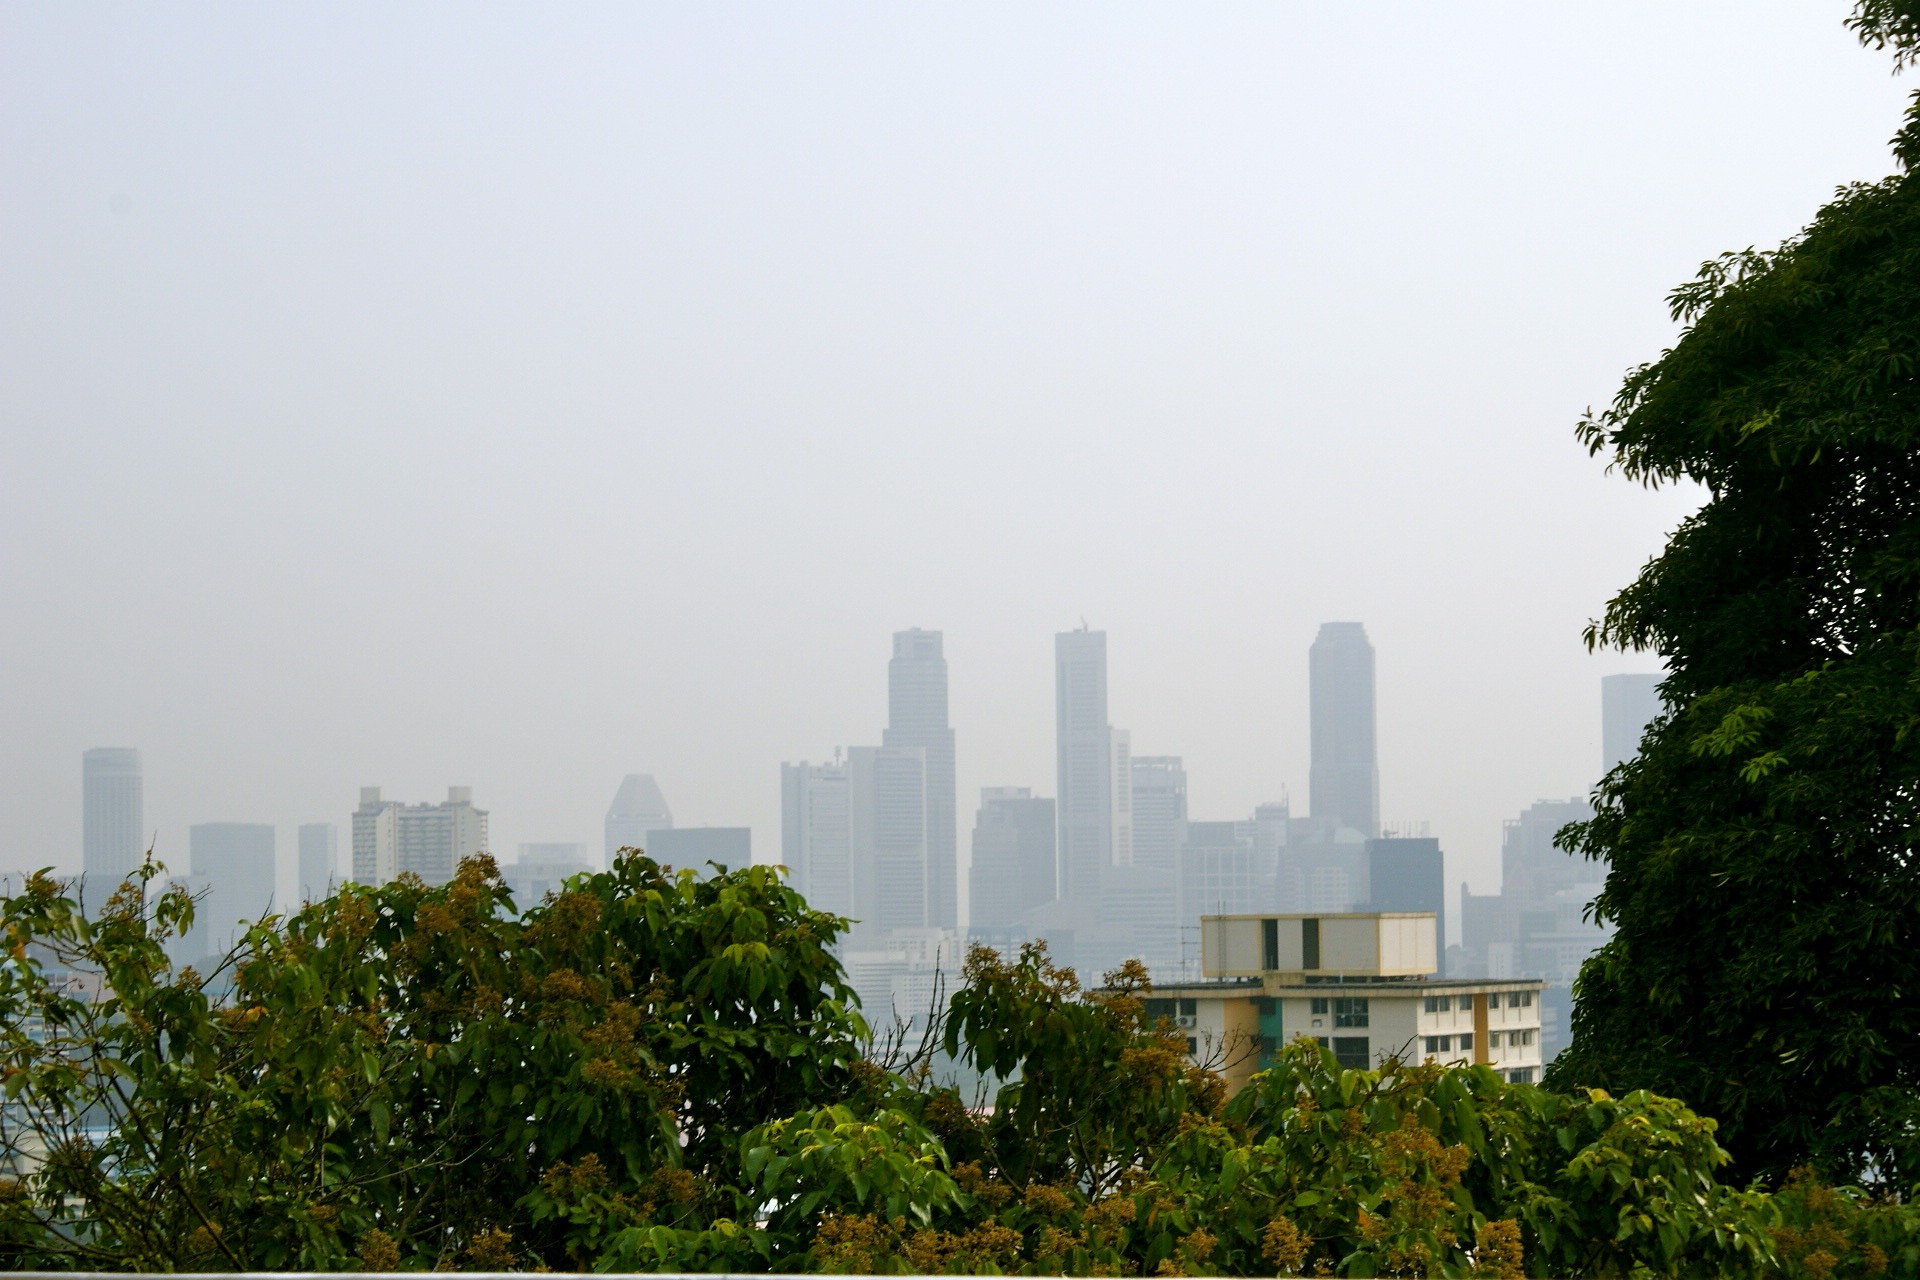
[605,774,673,861]
[782,760,851,916]
[968,787,1057,933]
[884,629,957,929]
[297,823,337,902]
[1366,836,1446,973]
[351,786,488,887]
[177,822,277,965]
[1602,673,1663,774]
[1130,757,1188,873]
[1309,622,1380,839]
[849,745,928,936]
[1056,628,1122,906]
[82,748,144,888]
[650,827,751,864]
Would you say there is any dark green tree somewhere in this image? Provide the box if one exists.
[1546,1,1920,1190]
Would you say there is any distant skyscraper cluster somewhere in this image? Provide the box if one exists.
[66,628,1659,1055]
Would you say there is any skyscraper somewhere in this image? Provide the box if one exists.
[1056,628,1122,906]
[176,822,277,965]
[298,822,337,902]
[1601,673,1662,774]
[883,629,957,929]
[351,786,488,887]
[849,745,928,936]
[782,759,851,917]
[82,747,143,889]
[605,774,673,861]
[1130,756,1188,874]
[968,787,1056,933]
[1309,622,1379,839]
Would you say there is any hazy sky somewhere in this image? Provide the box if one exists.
[3,3,1912,912]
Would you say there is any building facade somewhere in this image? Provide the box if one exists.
[968,787,1056,934]
[1602,672,1662,774]
[604,774,672,860]
[175,822,277,967]
[1145,912,1543,1094]
[351,786,489,887]
[297,822,336,903]
[649,826,751,865]
[1308,622,1379,840]
[782,760,852,917]
[82,747,143,889]
[884,629,958,929]
[1055,628,1127,907]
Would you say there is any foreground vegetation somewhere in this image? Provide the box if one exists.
[0,855,1916,1276]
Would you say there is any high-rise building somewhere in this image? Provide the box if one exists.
[298,823,337,903]
[1309,622,1379,839]
[1366,836,1446,974]
[968,787,1056,933]
[849,745,928,937]
[650,827,751,865]
[1602,673,1662,774]
[82,747,143,889]
[1130,757,1188,874]
[176,822,277,965]
[782,760,851,917]
[506,842,592,905]
[884,629,957,929]
[1056,628,1126,906]
[351,786,488,887]
[605,774,672,861]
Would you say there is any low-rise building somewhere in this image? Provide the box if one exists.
[1143,912,1544,1093]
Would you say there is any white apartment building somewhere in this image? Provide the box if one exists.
[1142,912,1544,1094]
[351,786,489,888]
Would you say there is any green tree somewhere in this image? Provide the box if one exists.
[1546,1,1920,1189]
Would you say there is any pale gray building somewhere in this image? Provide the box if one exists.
[298,822,336,903]
[849,745,928,937]
[1130,756,1188,874]
[650,827,751,865]
[351,786,489,887]
[782,759,851,917]
[82,747,143,890]
[1602,673,1662,774]
[968,787,1055,934]
[176,822,276,967]
[884,629,957,929]
[1056,628,1126,909]
[1309,622,1379,840]
[506,842,593,904]
[605,773,672,860]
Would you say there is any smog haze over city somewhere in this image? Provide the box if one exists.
[2,3,1908,913]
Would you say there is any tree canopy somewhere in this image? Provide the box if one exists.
[2,856,1917,1276]
[1546,1,1920,1191]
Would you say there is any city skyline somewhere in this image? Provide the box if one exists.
[63,626,1657,931]
[5,7,1892,911]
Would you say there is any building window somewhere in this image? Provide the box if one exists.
[1424,995,1451,1014]
[1178,998,1197,1019]
[1186,1037,1197,1056]
[1457,1032,1473,1053]
[1309,997,1329,1015]
[1332,997,1369,1028]
[1424,1035,1449,1054]
[1508,1067,1535,1084]
[1262,917,1280,971]
[1332,1036,1369,1070]
[1489,1031,1503,1049]
[1303,917,1321,970]
[1518,1029,1535,1047]
[1254,996,1276,1016]
[1508,990,1533,1008]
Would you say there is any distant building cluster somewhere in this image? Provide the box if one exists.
[75,636,1660,1066]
